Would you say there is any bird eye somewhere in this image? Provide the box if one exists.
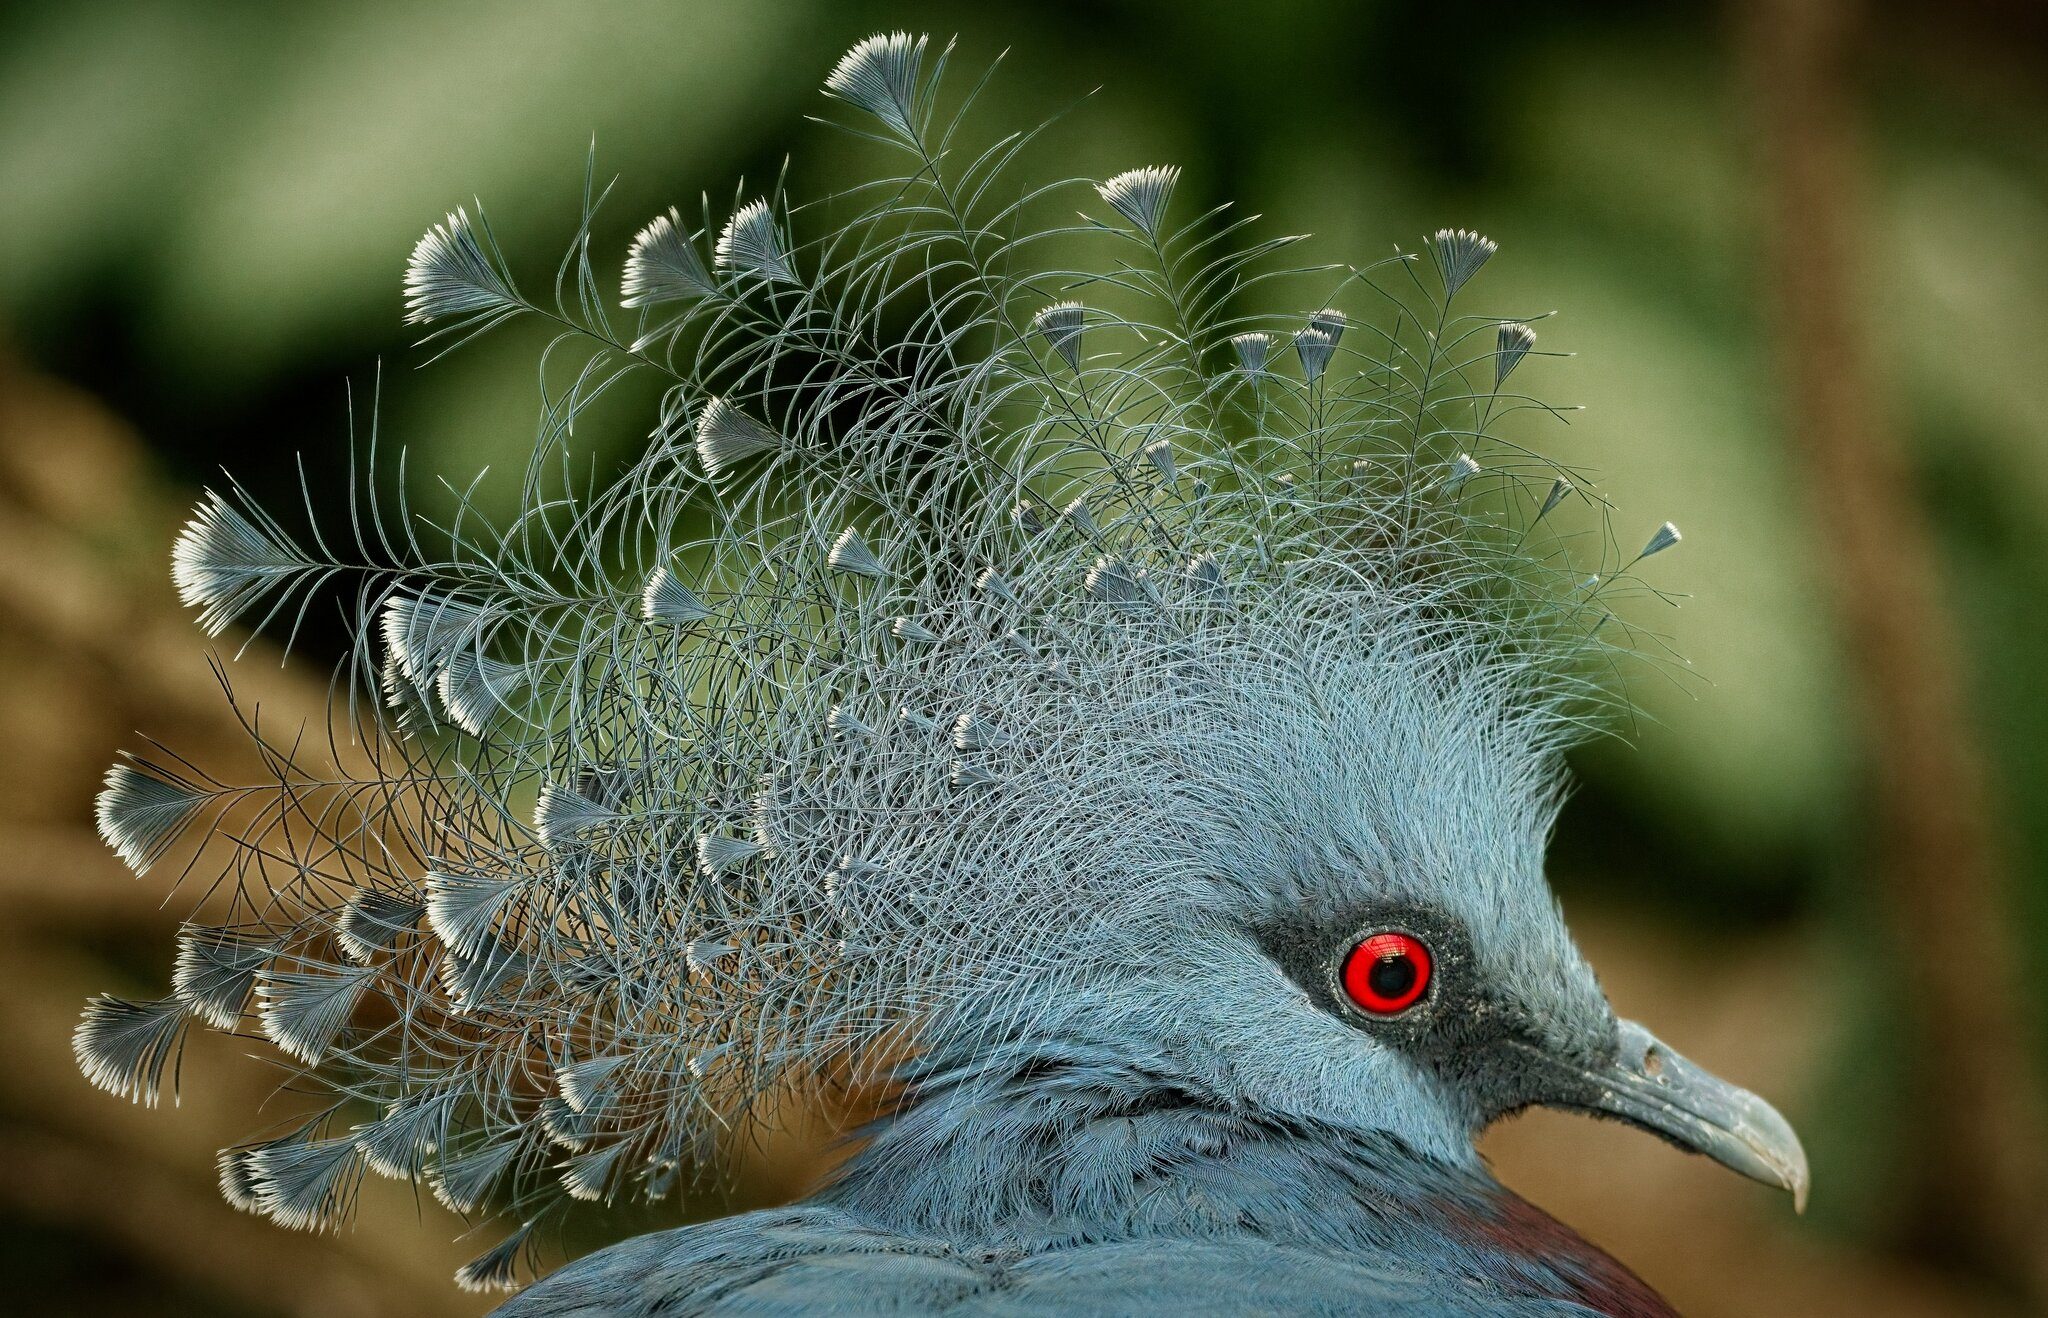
[1341,931,1432,1015]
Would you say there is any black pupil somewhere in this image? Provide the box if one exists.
[1367,953,1417,1001]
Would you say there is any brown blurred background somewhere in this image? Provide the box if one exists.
[2,0,2045,1313]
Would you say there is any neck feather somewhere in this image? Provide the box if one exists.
[818,1038,1672,1317]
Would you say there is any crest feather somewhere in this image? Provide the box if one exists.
[81,31,1684,1293]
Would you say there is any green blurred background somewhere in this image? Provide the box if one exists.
[0,0,2043,1313]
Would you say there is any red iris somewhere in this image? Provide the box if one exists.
[1342,931,1432,1015]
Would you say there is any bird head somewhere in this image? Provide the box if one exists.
[74,32,1806,1294]
[887,592,1807,1213]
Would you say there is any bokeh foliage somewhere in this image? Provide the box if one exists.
[2,0,2044,1310]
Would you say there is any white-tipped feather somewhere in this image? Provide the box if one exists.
[1429,227,1498,299]
[217,1146,264,1213]
[96,763,208,873]
[1294,326,1336,384]
[1186,551,1230,604]
[432,1138,521,1215]
[621,207,715,308]
[560,1140,632,1203]
[828,527,888,579]
[951,713,1005,751]
[171,927,275,1030]
[1032,301,1085,371]
[355,1093,454,1180]
[1438,453,1482,497]
[828,704,878,739]
[642,565,712,623]
[684,941,739,977]
[380,594,488,687]
[974,568,1018,605]
[1232,331,1273,375]
[950,759,998,789]
[897,705,942,735]
[538,1096,599,1152]
[255,964,377,1066]
[1640,521,1683,559]
[73,995,186,1106]
[249,1132,365,1232]
[1085,555,1150,609]
[454,1219,539,1294]
[824,32,927,139]
[170,491,308,636]
[1496,321,1538,386]
[557,1054,631,1114]
[891,616,939,644]
[534,780,616,849]
[405,206,520,325]
[436,650,526,736]
[1143,437,1178,483]
[686,1042,734,1080]
[438,941,529,1011]
[336,890,424,963]
[1096,165,1179,235]
[715,199,797,284]
[425,871,527,959]
[694,397,782,474]
[696,833,765,875]
[1538,476,1574,521]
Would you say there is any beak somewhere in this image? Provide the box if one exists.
[1526,1019,1810,1211]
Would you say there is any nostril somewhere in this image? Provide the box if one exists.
[1643,1045,1666,1080]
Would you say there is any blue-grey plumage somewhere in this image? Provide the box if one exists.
[489,711,1798,1314]
[496,1031,1671,1316]
[73,28,1808,1314]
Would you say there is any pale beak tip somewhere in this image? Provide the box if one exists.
[1758,1103,1811,1215]
[1741,1100,1810,1214]
[1593,1021,1813,1214]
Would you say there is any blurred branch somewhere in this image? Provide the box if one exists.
[0,935,482,1318]
[1739,0,2048,1296]
[0,1126,372,1318]
[0,353,847,1311]
[0,356,488,1316]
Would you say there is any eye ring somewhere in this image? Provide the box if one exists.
[1341,930,1433,1015]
